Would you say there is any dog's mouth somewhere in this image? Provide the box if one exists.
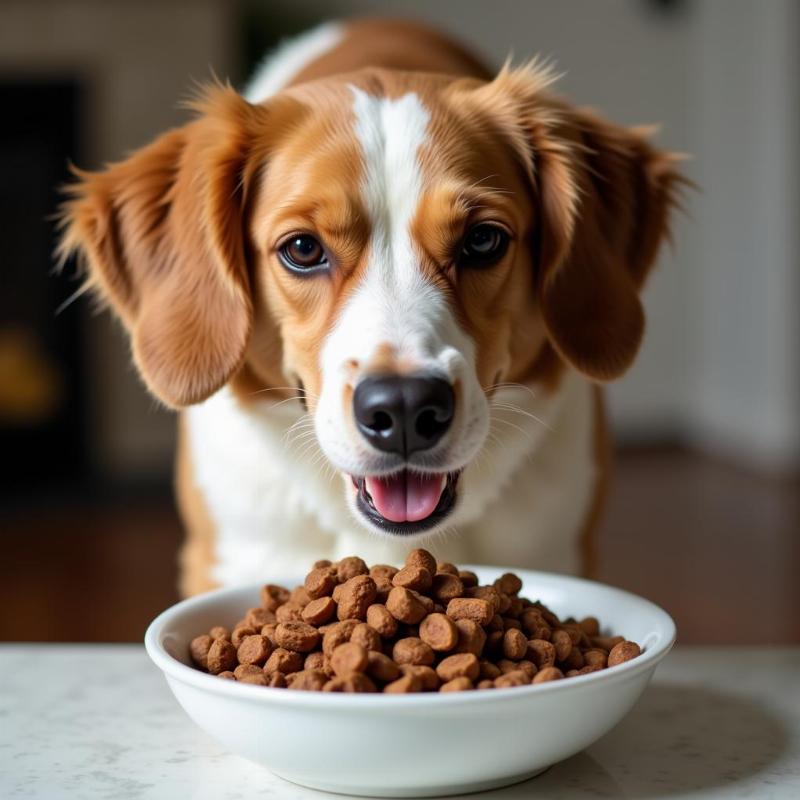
[349,470,461,535]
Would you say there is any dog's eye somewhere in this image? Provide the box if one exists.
[458,224,509,267]
[279,234,328,273]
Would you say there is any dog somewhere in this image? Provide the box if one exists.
[59,18,681,595]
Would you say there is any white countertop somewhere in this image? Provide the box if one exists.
[0,645,798,799]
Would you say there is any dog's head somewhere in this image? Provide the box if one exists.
[59,65,681,536]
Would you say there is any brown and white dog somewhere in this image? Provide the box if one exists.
[59,19,681,595]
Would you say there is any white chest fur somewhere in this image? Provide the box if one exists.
[185,373,596,585]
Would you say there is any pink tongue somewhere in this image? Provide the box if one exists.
[365,472,444,523]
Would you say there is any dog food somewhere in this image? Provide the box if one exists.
[189,550,641,693]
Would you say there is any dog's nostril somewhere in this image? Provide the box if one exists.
[415,408,446,440]
[370,411,394,433]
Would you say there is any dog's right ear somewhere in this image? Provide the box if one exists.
[58,86,276,408]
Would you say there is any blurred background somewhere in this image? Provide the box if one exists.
[1,0,797,644]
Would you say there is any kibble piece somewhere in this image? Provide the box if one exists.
[436,561,458,576]
[234,663,263,681]
[336,575,377,621]
[592,635,625,652]
[458,570,479,588]
[447,597,493,627]
[209,626,230,641]
[520,608,551,640]
[366,604,398,638]
[290,586,311,606]
[392,565,433,592]
[440,677,473,692]
[527,639,556,669]
[275,622,320,653]
[313,559,332,569]
[190,635,213,669]
[286,669,328,691]
[239,672,268,686]
[386,587,428,624]
[350,623,382,653]
[479,660,501,680]
[503,618,522,631]
[301,596,337,626]
[506,596,524,619]
[392,637,435,667]
[266,671,287,688]
[579,616,600,637]
[260,584,290,611]
[430,573,464,604]
[322,619,360,656]
[477,679,495,690]
[453,618,486,656]
[406,548,437,576]
[436,653,479,682]
[304,566,337,599]
[263,647,304,675]
[231,625,256,648]
[400,665,440,691]
[583,649,608,669]
[304,652,326,671]
[515,660,539,681]
[366,651,401,683]
[384,673,422,694]
[502,628,528,660]
[217,670,236,680]
[494,572,523,596]
[260,623,278,647]
[533,666,565,683]
[468,586,505,615]
[369,564,398,582]
[608,641,641,667]
[495,670,530,688]
[336,556,369,582]
[330,642,369,676]
[275,601,305,624]
[323,674,377,693]
[237,634,272,666]
[552,629,573,662]
[206,639,237,675]
[419,613,459,651]
[559,623,583,646]
[561,647,585,671]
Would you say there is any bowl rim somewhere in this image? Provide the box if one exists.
[145,566,676,708]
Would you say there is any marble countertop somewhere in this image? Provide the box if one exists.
[1,645,798,799]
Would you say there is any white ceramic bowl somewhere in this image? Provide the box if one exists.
[145,567,675,797]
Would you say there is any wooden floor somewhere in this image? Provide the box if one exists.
[1,447,798,644]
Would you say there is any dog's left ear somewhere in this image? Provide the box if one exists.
[480,65,684,381]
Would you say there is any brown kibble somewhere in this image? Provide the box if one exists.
[578,616,600,637]
[323,674,377,693]
[231,625,257,648]
[366,604,398,638]
[260,623,278,646]
[494,572,523,596]
[561,647,585,671]
[366,651,401,683]
[209,626,230,641]
[275,601,305,623]
[313,559,332,569]
[592,635,625,651]
[552,629,573,662]
[190,635,213,669]
[608,640,641,667]
[238,671,267,686]
[336,575,377,620]
[237,634,272,666]
[336,556,369,582]
[289,585,311,606]
[446,597,493,626]
[260,584,290,611]
[369,564,398,582]
[286,669,328,691]
[234,664,263,681]
[266,671,287,688]
[301,596,337,626]
[275,622,320,653]
[477,679,495,690]
[350,623,382,652]
[322,619,360,656]
[304,652,326,671]
[419,613,459,651]
[392,565,433,592]
[263,647,304,675]
[217,670,236,680]
[400,664,440,691]
[246,607,275,629]
[384,673,423,693]
[386,586,428,624]
[479,660,501,680]
[392,637,435,667]
[583,648,608,669]
[436,653,479,682]
[467,585,505,615]
[430,573,464,603]
[458,570,479,588]
[453,618,486,656]
[436,561,458,576]
[330,642,369,676]
[533,666,565,683]
[502,628,528,660]
[495,670,530,688]
[304,566,337,600]
[206,639,237,675]
[440,677,473,692]
[527,639,556,669]
[406,548,437,576]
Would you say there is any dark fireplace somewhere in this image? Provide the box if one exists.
[0,79,86,493]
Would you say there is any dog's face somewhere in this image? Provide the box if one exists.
[60,66,679,537]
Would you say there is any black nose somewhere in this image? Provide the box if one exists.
[353,375,455,457]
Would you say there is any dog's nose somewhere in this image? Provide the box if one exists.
[353,375,455,457]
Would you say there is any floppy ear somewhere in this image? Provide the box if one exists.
[534,107,683,380]
[58,86,268,407]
